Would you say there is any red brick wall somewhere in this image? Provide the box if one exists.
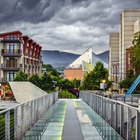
[64,68,83,81]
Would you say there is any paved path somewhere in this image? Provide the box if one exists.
[23,99,123,140]
[62,100,84,140]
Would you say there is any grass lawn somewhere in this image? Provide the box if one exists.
[58,90,76,99]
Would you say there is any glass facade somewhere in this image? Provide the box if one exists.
[6,43,18,53]
[6,35,18,40]
[4,57,17,67]
[4,71,16,81]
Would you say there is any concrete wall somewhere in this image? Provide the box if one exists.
[119,9,140,81]
[9,82,47,103]
[109,32,119,82]
[134,20,140,33]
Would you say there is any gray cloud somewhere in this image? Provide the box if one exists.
[0,0,140,54]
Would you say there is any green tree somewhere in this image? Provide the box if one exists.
[119,78,135,89]
[43,64,53,72]
[14,71,27,81]
[28,74,41,88]
[81,62,109,90]
[72,79,81,88]
[58,79,74,90]
[40,72,54,91]
[130,31,140,75]
[127,69,134,78]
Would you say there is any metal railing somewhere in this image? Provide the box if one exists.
[1,63,22,70]
[0,92,58,140]
[1,49,22,56]
[80,91,140,140]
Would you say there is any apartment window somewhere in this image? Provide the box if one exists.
[6,35,18,40]
[4,71,16,81]
[5,57,17,67]
[6,43,18,53]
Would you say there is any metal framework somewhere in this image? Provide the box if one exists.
[0,92,58,140]
[80,91,140,140]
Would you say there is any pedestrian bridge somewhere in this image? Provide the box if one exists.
[0,91,140,140]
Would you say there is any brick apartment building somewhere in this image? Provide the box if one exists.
[0,31,42,82]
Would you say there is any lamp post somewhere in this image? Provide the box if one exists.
[100,80,106,95]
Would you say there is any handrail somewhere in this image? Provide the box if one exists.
[0,92,58,140]
[0,92,53,114]
[80,91,140,140]
[86,92,140,111]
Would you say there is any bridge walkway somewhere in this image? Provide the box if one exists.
[23,99,123,140]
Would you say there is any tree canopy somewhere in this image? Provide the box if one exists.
[130,31,140,75]
[81,62,109,90]
[14,71,27,81]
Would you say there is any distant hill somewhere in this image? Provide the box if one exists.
[97,50,109,63]
[41,50,109,69]
[41,50,80,68]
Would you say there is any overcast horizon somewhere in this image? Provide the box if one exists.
[0,0,140,54]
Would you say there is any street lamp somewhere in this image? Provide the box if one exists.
[100,80,107,94]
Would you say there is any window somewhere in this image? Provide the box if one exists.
[6,43,18,53]
[4,71,16,81]
[6,35,18,40]
[4,57,17,67]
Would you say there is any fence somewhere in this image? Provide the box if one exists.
[112,94,140,106]
[80,91,140,140]
[0,92,58,140]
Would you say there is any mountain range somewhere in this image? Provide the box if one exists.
[41,50,109,69]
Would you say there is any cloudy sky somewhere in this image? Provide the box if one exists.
[0,0,140,54]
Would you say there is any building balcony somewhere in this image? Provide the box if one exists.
[1,49,22,57]
[0,78,7,83]
[1,63,22,70]
[1,38,21,43]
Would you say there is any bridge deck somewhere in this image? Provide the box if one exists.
[23,99,124,140]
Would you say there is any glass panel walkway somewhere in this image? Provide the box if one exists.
[23,99,124,140]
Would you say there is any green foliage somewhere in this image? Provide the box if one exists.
[14,71,27,81]
[130,31,140,75]
[40,72,54,91]
[127,69,134,78]
[81,62,109,90]
[28,74,41,88]
[58,79,74,90]
[58,90,76,99]
[119,78,135,89]
[72,79,81,88]
[43,64,53,72]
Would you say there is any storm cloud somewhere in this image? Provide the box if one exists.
[0,0,140,54]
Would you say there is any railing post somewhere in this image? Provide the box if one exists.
[136,110,140,140]
[120,104,124,137]
[111,101,114,128]
[127,107,132,140]
[14,108,18,140]
[30,101,33,126]
[21,105,25,136]
[115,103,118,131]
[104,99,106,120]
[101,98,103,117]
[5,111,10,140]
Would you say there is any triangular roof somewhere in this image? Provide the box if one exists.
[67,47,92,68]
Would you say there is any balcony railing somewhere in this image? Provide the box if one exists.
[1,49,22,56]
[1,63,22,70]
[0,78,8,83]
[1,38,21,43]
